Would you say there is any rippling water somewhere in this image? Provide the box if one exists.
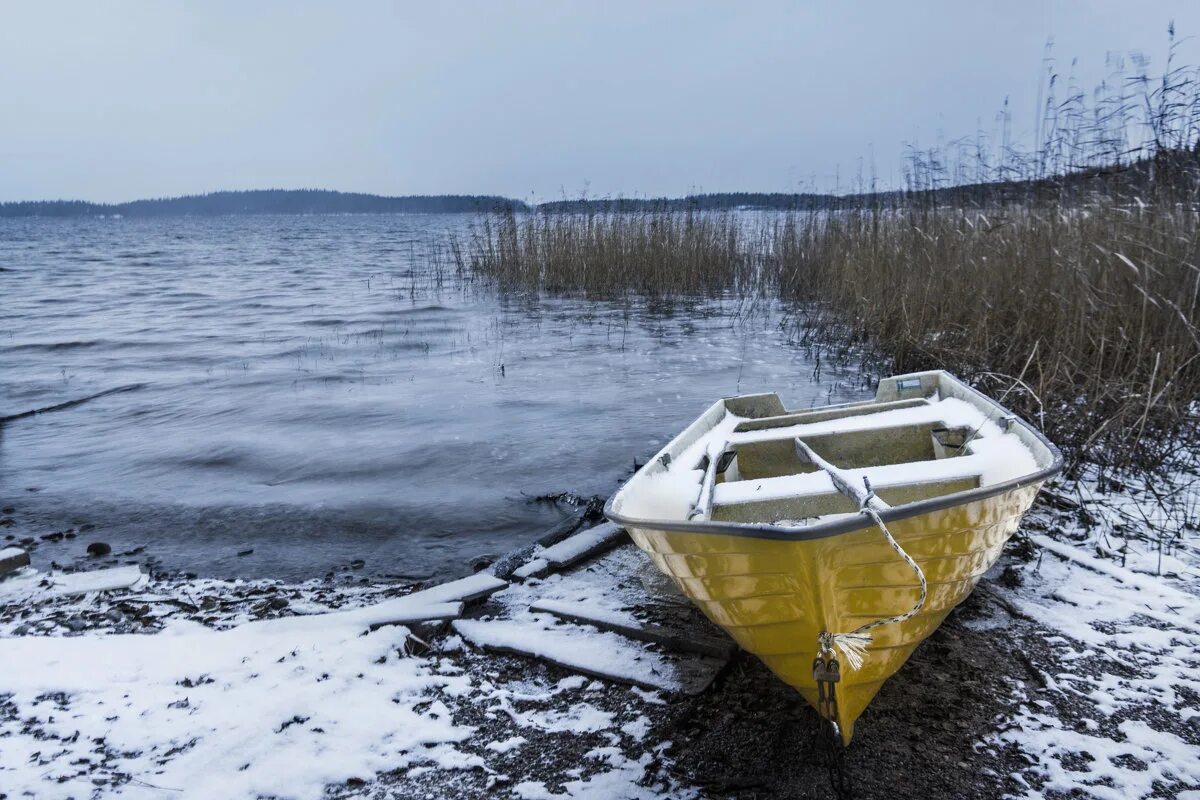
[0,215,868,580]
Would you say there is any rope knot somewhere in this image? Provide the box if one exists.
[820,631,872,671]
[860,476,876,510]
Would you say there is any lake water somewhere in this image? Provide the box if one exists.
[0,215,868,581]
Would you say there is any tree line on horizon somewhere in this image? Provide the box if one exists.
[0,188,874,218]
[0,189,527,218]
[1,155,1192,219]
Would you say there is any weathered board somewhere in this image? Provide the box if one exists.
[49,565,146,596]
[0,547,31,577]
[453,616,726,695]
[455,541,737,695]
[538,522,629,568]
[529,598,736,659]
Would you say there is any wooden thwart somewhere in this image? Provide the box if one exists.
[732,397,930,433]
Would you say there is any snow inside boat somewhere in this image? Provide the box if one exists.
[605,370,1062,743]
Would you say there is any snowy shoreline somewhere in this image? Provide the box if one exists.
[2,469,1198,800]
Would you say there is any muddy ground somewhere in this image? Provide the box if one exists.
[357,564,1079,800]
[2,501,1196,799]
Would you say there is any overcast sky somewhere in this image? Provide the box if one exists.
[2,1,1199,203]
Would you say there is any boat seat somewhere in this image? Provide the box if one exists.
[711,474,981,524]
[731,423,975,480]
[732,397,931,434]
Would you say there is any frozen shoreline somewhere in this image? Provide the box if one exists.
[1,470,1198,800]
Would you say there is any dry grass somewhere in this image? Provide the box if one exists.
[772,199,1200,472]
[452,209,759,298]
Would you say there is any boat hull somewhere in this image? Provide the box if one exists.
[625,481,1043,744]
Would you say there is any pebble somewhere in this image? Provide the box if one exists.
[469,553,498,572]
[86,542,112,557]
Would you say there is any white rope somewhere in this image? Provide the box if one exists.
[793,434,929,672]
[820,504,928,671]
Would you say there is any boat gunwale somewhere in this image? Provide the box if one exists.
[604,371,1064,543]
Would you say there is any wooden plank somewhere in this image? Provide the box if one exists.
[0,547,31,577]
[539,523,628,569]
[48,566,145,596]
[505,523,627,582]
[529,599,736,659]
[453,617,726,695]
[491,511,587,580]
[364,602,465,630]
[403,572,508,606]
[511,558,549,581]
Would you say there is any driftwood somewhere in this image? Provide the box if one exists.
[365,603,466,630]
[529,599,736,659]
[49,566,146,596]
[538,523,629,569]
[492,511,587,580]
[453,617,726,695]
[0,384,145,424]
[0,547,31,577]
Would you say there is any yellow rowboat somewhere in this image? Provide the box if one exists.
[605,370,1061,744]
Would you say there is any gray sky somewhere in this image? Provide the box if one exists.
[3,1,1199,203]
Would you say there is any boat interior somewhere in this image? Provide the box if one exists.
[689,373,1030,526]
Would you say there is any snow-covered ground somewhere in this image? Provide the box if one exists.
[983,465,1200,799]
[1,466,1197,799]
[0,559,691,799]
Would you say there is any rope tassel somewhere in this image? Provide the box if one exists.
[819,631,873,672]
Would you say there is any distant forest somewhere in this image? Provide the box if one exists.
[536,193,842,212]
[0,189,857,218]
[0,190,528,218]
[1,159,1177,218]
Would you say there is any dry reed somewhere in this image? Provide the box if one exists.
[772,200,1200,472]
[452,209,759,298]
